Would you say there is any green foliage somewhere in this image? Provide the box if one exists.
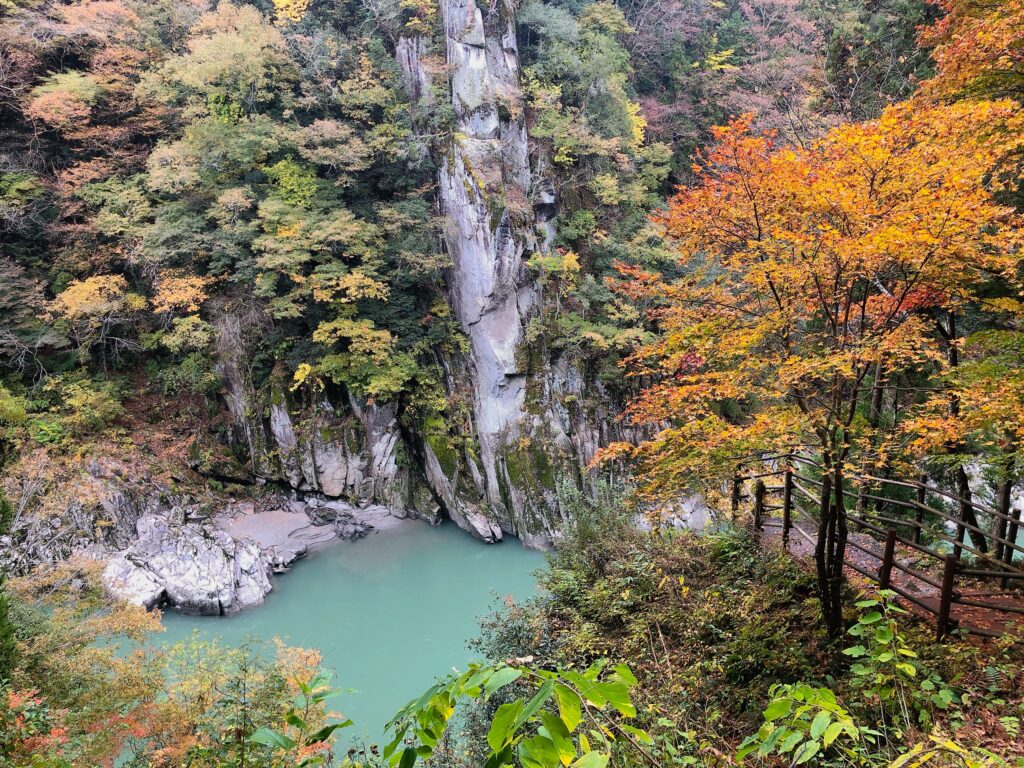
[0,385,28,450]
[246,673,351,767]
[265,159,320,207]
[470,514,827,767]
[139,2,298,112]
[737,683,870,765]
[384,659,648,768]
[25,377,125,443]
[818,0,937,119]
[843,594,957,733]
[0,491,16,683]
[0,172,46,226]
[30,71,101,105]
[152,352,220,395]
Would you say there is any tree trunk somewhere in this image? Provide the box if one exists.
[954,464,988,555]
[940,311,987,554]
[830,464,850,635]
[814,464,844,639]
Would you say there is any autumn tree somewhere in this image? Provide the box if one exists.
[604,101,1024,637]
[919,0,1024,102]
[47,274,147,365]
[5,557,163,764]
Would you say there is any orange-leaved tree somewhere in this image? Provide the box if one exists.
[919,0,1024,103]
[601,100,1023,637]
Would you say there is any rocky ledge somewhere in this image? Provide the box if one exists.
[102,499,398,615]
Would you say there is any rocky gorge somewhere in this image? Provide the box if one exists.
[201,0,641,552]
[0,0,654,605]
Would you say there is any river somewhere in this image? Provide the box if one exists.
[157,519,544,741]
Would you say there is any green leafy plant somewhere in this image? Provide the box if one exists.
[384,659,653,768]
[249,672,352,767]
[737,683,872,765]
[843,593,957,731]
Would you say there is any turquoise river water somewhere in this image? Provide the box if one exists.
[158,520,544,741]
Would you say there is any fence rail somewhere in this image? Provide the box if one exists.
[735,454,1024,640]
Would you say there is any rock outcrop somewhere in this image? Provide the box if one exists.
[203,0,642,550]
[101,499,395,614]
[103,515,272,615]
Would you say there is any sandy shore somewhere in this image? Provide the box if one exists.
[225,504,414,555]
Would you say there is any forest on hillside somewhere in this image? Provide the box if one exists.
[1,0,1024,764]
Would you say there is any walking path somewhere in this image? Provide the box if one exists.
[761,516,1024,640]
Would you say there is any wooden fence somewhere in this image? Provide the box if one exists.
[734,453,1024,640]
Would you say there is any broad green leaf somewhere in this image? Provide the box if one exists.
[823,721,846,747]
[464,667,493,694]
[249,727,296,749]
[758,726,785,756]
[779,730,803,753]
[563,671,606,707]
[309,720,352,742]
[539,710,576,766]
[484,747,514,768]
[485,667,523,698]
[762,698,793,722]
[571,751,609,768]
[583,658,609,680]
[384,725,408,761]
[519,734,561,768]
[794,740,820,764]
[555,683,583,731]
[736,743,758,761]
[809,711,830,740]
[516,680,556,728]
[487,700,525,752]
[612,664,637,686]
[594,681,635,717]
[619,724,653,745]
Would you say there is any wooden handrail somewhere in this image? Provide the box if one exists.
[741,451,1024,642]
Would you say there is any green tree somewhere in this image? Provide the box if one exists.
[0,490,15,681]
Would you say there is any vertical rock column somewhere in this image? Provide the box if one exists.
[400,0,549,542]
[440,0,535,509]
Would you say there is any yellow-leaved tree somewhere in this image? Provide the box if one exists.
[601,100,1024,637]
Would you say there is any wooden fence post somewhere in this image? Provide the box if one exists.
[782,468,794,549]
[995,478,1011,588]
[879,528,897,590]
[936,554,958,641]
[994,478,1011,563]
[731,466,742,516]
[1003,502,1022,576]
[753,480,766,532]
[913,478,926,545]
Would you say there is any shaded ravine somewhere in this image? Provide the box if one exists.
[155,520,543,740]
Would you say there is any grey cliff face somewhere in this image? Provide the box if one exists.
[206,0,636,549]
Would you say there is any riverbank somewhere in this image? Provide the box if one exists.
[101,496,421,615]
[157,521,544,739]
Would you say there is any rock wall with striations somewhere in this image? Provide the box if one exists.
[211,0,636,549]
